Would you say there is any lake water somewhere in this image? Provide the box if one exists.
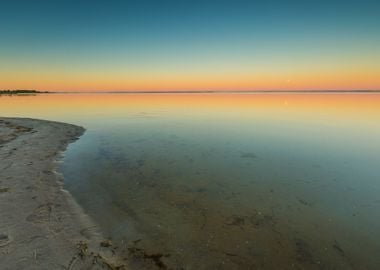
[1,93,380,269]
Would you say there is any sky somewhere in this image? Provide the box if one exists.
[0,0,379,91]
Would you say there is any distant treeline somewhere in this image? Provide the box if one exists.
[0,90,49,95]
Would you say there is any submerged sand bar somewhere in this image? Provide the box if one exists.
[0,118,123,269]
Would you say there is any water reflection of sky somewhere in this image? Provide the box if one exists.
[1,93,380,269]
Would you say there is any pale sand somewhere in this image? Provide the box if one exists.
[0,118,126,270]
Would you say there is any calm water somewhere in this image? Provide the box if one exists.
[1,93,380,269]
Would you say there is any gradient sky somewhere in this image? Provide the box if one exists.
[1,0,379,91]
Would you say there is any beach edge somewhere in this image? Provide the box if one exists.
[0,117,125,269]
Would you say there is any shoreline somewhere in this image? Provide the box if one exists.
[2,90,380,96]
[0,117,125,269]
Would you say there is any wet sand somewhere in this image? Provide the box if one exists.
[0,118,126,269]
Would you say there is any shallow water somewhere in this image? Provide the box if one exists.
[1,93,380,269]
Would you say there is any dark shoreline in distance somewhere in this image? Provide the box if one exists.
[0,90,49,95]
[50,90,380,94]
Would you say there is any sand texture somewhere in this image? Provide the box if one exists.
[0,118,126,270]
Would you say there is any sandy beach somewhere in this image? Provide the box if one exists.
[0,118,126,270]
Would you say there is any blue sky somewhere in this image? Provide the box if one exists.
[1,0,379,91]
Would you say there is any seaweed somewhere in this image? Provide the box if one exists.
[100,239,113,247]
[127,246,170,269]
[66,240,127,270]
[332,240,345,257]
[240,152,257,159]
[0,187,10,193]
[296,197,313,207]
[143,253,170,269]
[294,238,314,263]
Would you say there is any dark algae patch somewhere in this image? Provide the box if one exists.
[240,151,257,159]
[0,187,10,193]
[0,233,11,247]
[294,238,315,263]
[128,246,170,270]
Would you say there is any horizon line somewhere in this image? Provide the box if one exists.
[46,90,380,94]
[2,89,380,94]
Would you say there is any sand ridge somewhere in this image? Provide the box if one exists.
[0,118,126,269]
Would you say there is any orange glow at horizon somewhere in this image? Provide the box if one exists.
[1,93,380,124]
[1,65,380,91]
